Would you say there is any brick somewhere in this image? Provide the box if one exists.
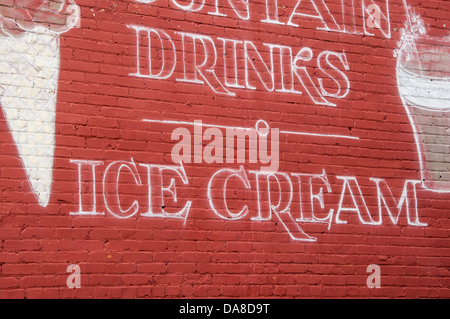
[2,264,40,275]
[0,277,19,289]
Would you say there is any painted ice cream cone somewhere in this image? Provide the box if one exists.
[0,0,79,206]
[395,6,450,193]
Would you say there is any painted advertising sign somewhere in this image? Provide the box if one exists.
[0,0,448,298]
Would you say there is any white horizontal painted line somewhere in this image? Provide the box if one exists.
[142,118,360,141]
[143,119,252,131]
[280,130,360,140]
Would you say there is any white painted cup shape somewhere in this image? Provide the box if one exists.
[396,35,450,192]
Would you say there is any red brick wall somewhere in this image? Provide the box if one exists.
[0,0,448,298]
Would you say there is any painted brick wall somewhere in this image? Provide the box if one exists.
[0,0,448,298]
